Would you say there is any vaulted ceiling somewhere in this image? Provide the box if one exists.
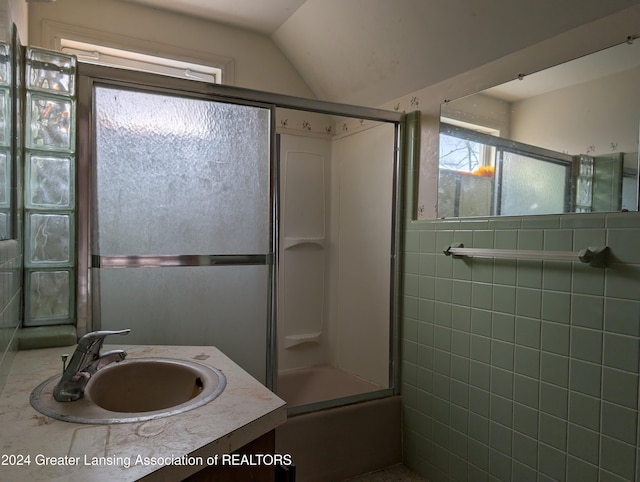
[124,0,640,106]
[123,0,307,34]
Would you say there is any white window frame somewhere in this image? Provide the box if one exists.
[440,116,500,172]
[60,39,222,84]
[41,20,235,85]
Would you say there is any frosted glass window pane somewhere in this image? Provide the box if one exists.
[26,153,74,209]
[94,87,270,255]
[459,174,493,216]
[622,175,638,211]
[96,266,269,383]
[26,212,74,266]
[25,269,74,325]
[500,151,568,215]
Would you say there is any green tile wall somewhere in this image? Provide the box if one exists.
[401,212,640,482]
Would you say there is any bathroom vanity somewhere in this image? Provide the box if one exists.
[0,344,287,481]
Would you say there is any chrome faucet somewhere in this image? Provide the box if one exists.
[53,329,131,402]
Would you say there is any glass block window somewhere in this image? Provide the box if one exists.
[0,43,10,241]
[0,41,11,86]
[25,212,74,266]
[26,47,76,95]
[23,47,76,326]
[0,149,10,207]
[25,152,74,209]
[26,93,75,152]
[25,269,75,325]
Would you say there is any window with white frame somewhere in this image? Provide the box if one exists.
[60,39,222,84]
[439,117,500,175]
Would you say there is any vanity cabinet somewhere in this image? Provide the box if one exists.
[186,430,295,482]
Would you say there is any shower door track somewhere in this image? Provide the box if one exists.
[91,254,271,269]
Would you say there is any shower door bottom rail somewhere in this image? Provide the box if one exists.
[91,254,272,268]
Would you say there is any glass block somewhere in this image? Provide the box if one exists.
[0,88,10,147]
[24,269,74,325]
[579,156,594,177]
[26,212,74,266]
[26,152,74,209]
[576,177,592,207]
[26,47,76,96]
[0,42,10,86]
[0,148,10,207]
[0,209,9,240]
[26,92,75,152]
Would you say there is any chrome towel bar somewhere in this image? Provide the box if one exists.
[443,244,609,268]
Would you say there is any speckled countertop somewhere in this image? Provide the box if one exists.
[0,345,287,481]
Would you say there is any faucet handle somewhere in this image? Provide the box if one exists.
[77,329,131,355]
[81,329,131,339]
[53,330,131,402]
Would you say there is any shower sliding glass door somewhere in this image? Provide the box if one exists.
[77,67,274,384]
[77,64,405,397]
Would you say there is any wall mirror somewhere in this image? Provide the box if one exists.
[437,40,640,218]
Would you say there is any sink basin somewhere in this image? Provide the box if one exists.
[30,358,226,424]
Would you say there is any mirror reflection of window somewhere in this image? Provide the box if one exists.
[437,40,640,218]
[439,118,499,174]
[438,123,572,217]
[499,150,570,215]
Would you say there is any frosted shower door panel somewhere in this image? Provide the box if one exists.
[92,86,271,383]
[97,266,269,383]
[94,87,270,255]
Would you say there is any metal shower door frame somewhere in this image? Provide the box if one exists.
[76,63,405,392]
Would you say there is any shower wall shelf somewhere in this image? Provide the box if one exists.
[443,243,609,268]
[281,237,326,349]
[279,142,328,351]
[283,332,322,349]
[282,237,325,250]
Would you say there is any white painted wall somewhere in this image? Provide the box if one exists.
[27,0,315,97]
[510,65,640,157]
[274,0,640,106]
[8,0,26,41]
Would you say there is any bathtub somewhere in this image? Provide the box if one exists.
[277,365,384,408]
[275,369,401,482]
